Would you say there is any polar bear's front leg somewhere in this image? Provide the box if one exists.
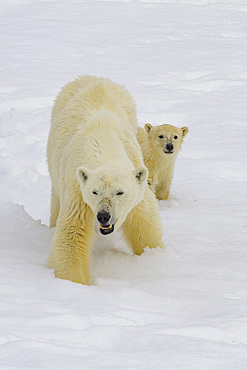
[49,201,95,285]
[155,165,174,200]
[122,188,163,255]
[50,187,60,228]
[155,180,171,200]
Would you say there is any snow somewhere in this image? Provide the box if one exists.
[0,0,247,368]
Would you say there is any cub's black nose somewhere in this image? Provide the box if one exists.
[166,143,174,152]
[97,210,111,225]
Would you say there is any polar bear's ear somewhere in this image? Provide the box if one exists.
[134,166,148,184]
[76,166,91,184]
[144,124,153,134]
[181,127,189,138]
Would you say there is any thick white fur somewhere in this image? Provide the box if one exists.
[137,123,189,200]
[47,76,163,284]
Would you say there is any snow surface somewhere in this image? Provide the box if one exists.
[0,0,247,368]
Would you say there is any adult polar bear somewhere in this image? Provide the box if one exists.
[47,75,163,284]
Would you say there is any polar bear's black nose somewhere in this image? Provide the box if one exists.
[97,210,111,225]
[166,143,174,152]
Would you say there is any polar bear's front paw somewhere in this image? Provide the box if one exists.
[54,268,89,285]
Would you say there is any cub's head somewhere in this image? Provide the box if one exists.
[144,123,189,156]
[76,165,148,235]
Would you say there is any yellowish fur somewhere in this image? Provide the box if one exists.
[137,123,189,200]
[47,76,163,284]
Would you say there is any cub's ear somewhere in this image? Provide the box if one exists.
[181,126,189,138]
[134,166,148,184]
[144,123,153,134]
[76,166,91,185]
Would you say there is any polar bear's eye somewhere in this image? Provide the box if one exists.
[159,135,164,139]
[116,191,124,195]
[92,191,98,195]
[174,135,178,139]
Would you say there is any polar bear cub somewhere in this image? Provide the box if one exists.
[47,75,163,284]
[137,123,189,200]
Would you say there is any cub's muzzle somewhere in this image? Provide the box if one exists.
[164,142,174,154]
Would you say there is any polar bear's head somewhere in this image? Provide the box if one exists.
[144,123,189,156]
[76,165,148,235]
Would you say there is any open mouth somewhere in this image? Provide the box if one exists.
[99,224,115,235]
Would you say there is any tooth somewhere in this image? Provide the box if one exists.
[99,224,112,230]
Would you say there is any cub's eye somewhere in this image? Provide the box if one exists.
[159,135,164,139]
[174,135,178,140]
[92,191,98,195]
[116,191,124,195]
